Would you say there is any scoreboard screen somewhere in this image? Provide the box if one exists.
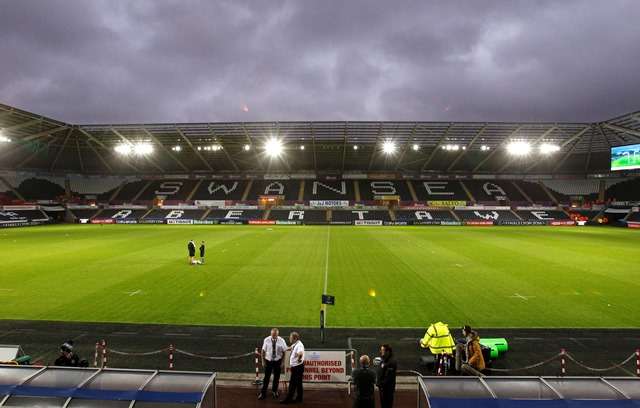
[611,144,640,171]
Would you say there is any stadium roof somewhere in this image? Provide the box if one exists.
[1,102,639,175]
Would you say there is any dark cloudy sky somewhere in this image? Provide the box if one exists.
[1,0,639,124]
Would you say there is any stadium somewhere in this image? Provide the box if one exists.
[1,2,640,407]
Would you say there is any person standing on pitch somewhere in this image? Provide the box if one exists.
[199,241,206,264]
[187,240,196,265]
[281,332,305,405]
[377,344,397,408]
[258,328,288,400]
[351,355,376,408]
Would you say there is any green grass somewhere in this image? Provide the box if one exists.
[612,155,640,169]
[1,225,639,328]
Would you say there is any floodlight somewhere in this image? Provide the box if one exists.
[264,138,283,157]
[133,142,153,156]
[211,144,222,151]
[300,145,305,150]
[171,145,182,152]
[0,133,10,143]
[412,144,419,151]
[443,144,459,151]
[382,140,397,154]
[353,145,359,150]
[539,143,560,154]
[243,144,251,151]
[114,143,132,155]
[480,145,491,151]
[506,141,531,156]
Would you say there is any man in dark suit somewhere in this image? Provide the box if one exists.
[377,344,397,408]
[187,240,196,264]
[351,354,376,408]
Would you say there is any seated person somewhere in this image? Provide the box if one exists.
[54,340,88,367]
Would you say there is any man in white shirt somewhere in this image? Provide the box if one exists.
[258,328,288,400]
[281,331,305,405]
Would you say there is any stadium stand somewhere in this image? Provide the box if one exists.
[516,209,570,222]
[191,180,248,201]
[358,180,413,201]
[395,209,457,223]
[303,180,355,201]
[95,208,148,221]
[463,180,528,204]
[268,209,327,223]
[541,179,601,203]
[136,179,200,201]
[14,177,66,201]
[68,175,131,198]
[247,179,301,201]
[605,177,640,201]
[331,210,391,223]
[111,180,147,201]
[412,180,469,201]
[142,209,207,221]
[69,208,99,220]
[455,209,520,223]
[516,181,555,204]
[205,209,264,221]
[627,211,640,222]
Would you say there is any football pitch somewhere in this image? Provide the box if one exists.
[1,225,639,328]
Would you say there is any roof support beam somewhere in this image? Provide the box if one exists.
[421,123,453,171]
[208,125,239,172]
[583,128,594,173]
[111,128,165,173]
[78,128,140,173]
[394,123,419,170]
[310,123,317,172]
[242,124,264,171]
[473,125,524,172]
[141,128,190,172]
[86,138,114,173]
[16,136,59,169]
[1,118,42,133]
[525,126,590,173]
[50,128,74,171]
[446,124,488,171]
[176,127,214,171]
[367,123,384,171]
[341,122,348,172]
[75,135,85,173]
[498,126,557,173]
[20,125,69,142]
[602,123,640,141]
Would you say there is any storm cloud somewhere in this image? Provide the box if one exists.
[1,0,638,124]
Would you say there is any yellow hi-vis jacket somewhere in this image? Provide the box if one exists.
[419,321,455,354]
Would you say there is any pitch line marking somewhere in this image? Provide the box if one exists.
[323,226,330,295]
[509,293,536,301]
[124,290,142,296]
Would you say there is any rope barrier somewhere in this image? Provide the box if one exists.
[174,349,255,360]
[560,348,566,376]
[636,348,639,377]
[107,348,168,356]
[168,344,174,370]
[101,339,107,368]
[484,353,562,373]
[564,352,637,373]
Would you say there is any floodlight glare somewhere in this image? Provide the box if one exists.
[412,144,420,151]
[132,142,153,156]
[382,140,397,154]
[171,145,182,152]
[243,144,251,151]
[353,145,359,150]
[539,143,560,155]
[300,145,305,150]
[264,138,283,157]
[114,143,132,155]
[480,145,491,151]
[0,134,11,143]
[506,141,531,156]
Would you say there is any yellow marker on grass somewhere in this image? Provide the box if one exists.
[368,288,376,297]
